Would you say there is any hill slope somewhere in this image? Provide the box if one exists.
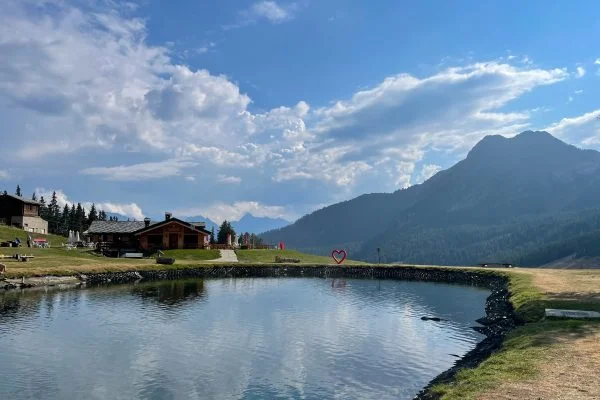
[261,131,600,267]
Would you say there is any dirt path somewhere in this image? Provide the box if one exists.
[214,249,238,262]
[476,268,600,400]
[479,326,600,400]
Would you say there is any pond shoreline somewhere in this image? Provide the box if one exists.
[1,264,517,400]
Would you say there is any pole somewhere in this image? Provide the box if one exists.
[377,247,381,264]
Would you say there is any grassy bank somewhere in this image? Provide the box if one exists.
[234,249,364,264]
[430,268,600,399]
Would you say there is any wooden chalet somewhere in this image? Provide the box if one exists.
[0,193,48,234]
[85,213,210,254]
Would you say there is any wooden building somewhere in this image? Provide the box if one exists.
[85,213,211,253]
[0,193,48,234]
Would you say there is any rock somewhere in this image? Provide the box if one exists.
[421,316,443,322]
[0,263,5,275]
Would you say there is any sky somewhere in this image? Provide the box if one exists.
[1,0,599,223]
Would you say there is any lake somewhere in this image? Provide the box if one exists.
[0,278,489,400]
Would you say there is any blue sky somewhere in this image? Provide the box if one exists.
[0,0,599,224]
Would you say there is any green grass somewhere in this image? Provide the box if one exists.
[234,249,364,264]
[429,270,600,399]
[160,249,221,262]
[0,224,66,245]
[431,319,600,399]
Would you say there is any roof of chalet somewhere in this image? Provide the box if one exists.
[85,218,211,235]
[1,193,41,205]
[86,220,148,234]
[133,217,211,236]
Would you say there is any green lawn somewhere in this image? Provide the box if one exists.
[234,249,364,264]
[160,249,221,262]
[0,224,66,246]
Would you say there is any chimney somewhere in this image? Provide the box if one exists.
[144,217,151,228]
[165,212,172,221]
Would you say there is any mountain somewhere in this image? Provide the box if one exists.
[261,131,600,267]
[183,214,290,235]
[231,214,290,235]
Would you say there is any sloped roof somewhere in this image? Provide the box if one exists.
[1,193,41,205]
[134,217,211,236]
[86,220,148,234]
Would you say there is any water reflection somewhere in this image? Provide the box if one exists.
[131,279,206,307]
[0,278,489,400]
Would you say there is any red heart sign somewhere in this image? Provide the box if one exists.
[331,249,347,265]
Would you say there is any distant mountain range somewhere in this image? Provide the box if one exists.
[182,214,290,235]
[261,131,600,267]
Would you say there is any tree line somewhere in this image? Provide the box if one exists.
[211,220,264,246]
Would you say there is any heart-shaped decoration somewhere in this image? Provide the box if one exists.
[331,249,347,265]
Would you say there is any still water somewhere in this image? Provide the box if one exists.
[0,278,489,400]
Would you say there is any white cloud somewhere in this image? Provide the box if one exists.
[545,110,600,147]
[34,188,145,220]
[251,1,292,23]
[595,58,600,65]
[416,164,442,184]
[0,1,578,217]
[576,66,586,78]
[174,201,293,223]
[81,159,197,181]
[217,175,242,184]
[184,176,195,182]
[95,202,144,220]
[224,1,298,29]
[0,170,8,180]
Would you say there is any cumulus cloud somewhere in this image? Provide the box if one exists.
[174,201,293,223]
[34,188,145,220]
[0,0,582,220]
[576,66,586,78]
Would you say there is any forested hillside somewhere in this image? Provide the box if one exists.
[261,131,600,267]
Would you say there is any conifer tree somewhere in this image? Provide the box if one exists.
[49,191,60,234]
[210,227,215,245]
[88,204,98,226]
[32,192,37,201]
[15,185,21,197]
[217,220,236,244]
[61,204,70,235]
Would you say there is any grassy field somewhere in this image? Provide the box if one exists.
[431,267,600,400]
[234,249,364,264]
[160,249,221,261]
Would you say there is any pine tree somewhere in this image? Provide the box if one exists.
[88,204,98,226]
[61,204,70,235]
[32,192,37,201]
[15,185,21,197]
[49,191,60,234]
[98,210,107,221]
[68,204,76,232]
[75,203,85,233]
[39,196,48,220]
[2,190,6,195]
[210,227,215,245]
[217,220,236,244]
